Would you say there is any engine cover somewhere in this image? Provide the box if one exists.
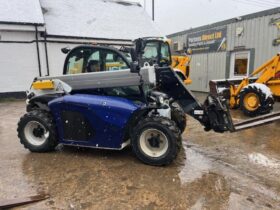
[48,94,142,149]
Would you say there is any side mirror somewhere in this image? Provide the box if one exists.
[130,61,140,73]
[61,47,71,54]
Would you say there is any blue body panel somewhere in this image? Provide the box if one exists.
[48,94,142,149]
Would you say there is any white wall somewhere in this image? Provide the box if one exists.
[0,29,132,93]
[0,30,40,92]
[41,38,132,76]
[45,42,79,76]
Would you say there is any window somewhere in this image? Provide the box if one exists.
[141,41,171,67]
[104,51,129,71]
[66,48,93,74]
[142,42,159,65]
[124,53,132,63]
[65,48,129,74]
[66,50,84,74]
[230,51,250,78]
[160,42,171,65]
[86,51,101,72]
[173,42,178,51]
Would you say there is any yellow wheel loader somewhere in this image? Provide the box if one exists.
[210,54,280,116]
[171,55,192,85]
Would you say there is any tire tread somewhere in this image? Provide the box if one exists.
[17,110,57,152]
[131,116,181,166]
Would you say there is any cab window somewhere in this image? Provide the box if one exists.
[86,50,101,72]
[104,51,129,71]
[160,42,171,66]
[142,42,159,65]
[66,48,94,74]
[65,47,129,74]
[66,49,88,74]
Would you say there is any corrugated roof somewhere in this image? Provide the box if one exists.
[0,0,44,25]
[168,7,280,37]
[40,0,161,40]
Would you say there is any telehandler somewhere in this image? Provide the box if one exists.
[17,37,280,166]
[210,54,280,116]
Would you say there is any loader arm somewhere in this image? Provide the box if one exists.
[253,54,280,83]
[156,66,280,133]
[155,66,235,133]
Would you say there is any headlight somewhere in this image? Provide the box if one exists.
[158,95,164,104]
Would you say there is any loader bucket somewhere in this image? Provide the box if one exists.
[209,78,258,98]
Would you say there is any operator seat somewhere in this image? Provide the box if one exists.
[87,60,100,72]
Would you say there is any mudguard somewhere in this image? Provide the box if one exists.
[48,94,143,149]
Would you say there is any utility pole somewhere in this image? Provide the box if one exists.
[152,0,154,21]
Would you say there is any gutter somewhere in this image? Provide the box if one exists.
[0,21,44,26]
[35,25,42,77]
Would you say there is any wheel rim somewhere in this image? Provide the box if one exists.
[139,129,169,158]
[24,121,49,146]
[243,92,260,111]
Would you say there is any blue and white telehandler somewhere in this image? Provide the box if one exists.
[17,37,280,166]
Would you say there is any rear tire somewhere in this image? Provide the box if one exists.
[17,110,58,152]
[170,102,186,133]
[131,117,181,166]
[239,84,274,117]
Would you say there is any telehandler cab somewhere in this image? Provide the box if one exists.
[17,37,280,166]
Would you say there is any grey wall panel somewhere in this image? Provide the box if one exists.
[227,13,280,69]
[168,11,280,92]
[188,52,227,92]
[188,54,206,91]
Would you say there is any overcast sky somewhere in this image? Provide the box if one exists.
[129,0,280,35]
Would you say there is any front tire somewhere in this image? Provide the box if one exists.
[239,84,274,117]
[131,117,181,166]
[17,110,58,152]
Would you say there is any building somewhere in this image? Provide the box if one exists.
[168,7,280,92]
[0,0,160,97]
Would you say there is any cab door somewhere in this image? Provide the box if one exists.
[64,47,101,74]
[63,46,130,75]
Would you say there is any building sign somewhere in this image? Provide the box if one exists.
[187,27,227,53]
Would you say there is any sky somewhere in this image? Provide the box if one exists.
[128,0,280,35]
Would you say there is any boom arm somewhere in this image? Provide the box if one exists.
[156,66,280,133]
[253,54,280,83]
